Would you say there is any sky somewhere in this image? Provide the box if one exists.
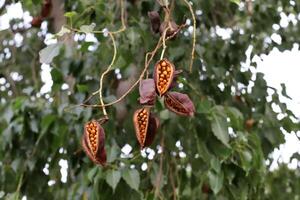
[0,1,300,186]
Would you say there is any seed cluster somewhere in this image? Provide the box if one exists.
[156,60,173,95]
[86,121,98,154]
[136,108,149,144]
[165,96,186,114]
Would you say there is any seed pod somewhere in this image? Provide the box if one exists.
[154,59,175,96]
[159,21,179,37]
[148,11,161,34]
[133,107,159,149]
[82,120,106,166]
[139,79,156,106]
[31,16,43,28]
[164,92,195,116]
[41,0,52,18]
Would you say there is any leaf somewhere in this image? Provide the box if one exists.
[122,169,140,191]
[64,11,77,18]
[56,26,71,37]
[239,150,252,174]
[106,170,121,192]
[4,106,13,123]
[281,83,292,100]
[226,107,244,129]
[41,114,56,134]
[211,113,230,147]
[39,43,62,64]
[159,109,169,120]
[208,171,224,194]
[106,142,120,162]
[51,68,64,84]
[210,157,221,173]
[230,0,240,5]
[80,23,96,33]
[88,167,98,182]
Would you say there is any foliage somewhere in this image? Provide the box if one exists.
[0,0,300,199]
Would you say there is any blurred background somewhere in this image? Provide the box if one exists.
[1,0,300,199]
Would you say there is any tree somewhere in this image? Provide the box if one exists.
[0,0,300,199]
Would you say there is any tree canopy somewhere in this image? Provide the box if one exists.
[0,0,300,199]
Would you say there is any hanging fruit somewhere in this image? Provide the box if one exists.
[154,59,175,96]
[82,120,107,166]
[164,92,195,117]
[133,107,159,148]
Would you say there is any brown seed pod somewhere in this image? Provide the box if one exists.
[133,107,159,149]
[82,120,106,166]
[31,16,43,28]
[139,78,156,106]
[164,92,195,117]
[154,59,175,96]
[148,11,161,34]
[41,0,52,18]
[159,21,179,37]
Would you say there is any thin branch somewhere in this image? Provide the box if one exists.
[110,0,126,34]
[80,38,163,108]
[182,0,196,73]
[99,32,117,116]
[160,27,169,59]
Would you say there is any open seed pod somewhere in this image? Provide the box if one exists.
[82,120,106,166]
[154,59,175,96]
[139,78,156,106]
[133,107,159,149]
[164,92,195,117]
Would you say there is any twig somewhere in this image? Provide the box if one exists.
[111,0,126,34]
[80,37,163,108]
[160,27,170,59]
[99,32,117,116]
[182,0,196,73]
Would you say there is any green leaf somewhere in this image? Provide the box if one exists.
[41,114,56,134]
[208,171,224,194]
[280,83,292,100]
[64,11,77,18]
[160,110,170,120]
[230,0,240,5]
[106,170,121,192]
[122,168,140,191]
[106,142,120,162]
[88,167,98,182]
[39,43,62,64]
[51,68,64,84]
[210,157,221,173]
[211,113,230,147]
[4,106,13,123]
[80,23,96,33]
[239,150,252,174]
[76,84,89,92]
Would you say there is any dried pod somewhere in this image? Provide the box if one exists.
[41,0,52,18]
[82,120,106,166]
[133,107,159,148]
[164,92,195,116]
[139,79,156,106]
[159,21,179,37]
[154,59,175,96]
[148,11,161,34]
[31,16,43,28]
